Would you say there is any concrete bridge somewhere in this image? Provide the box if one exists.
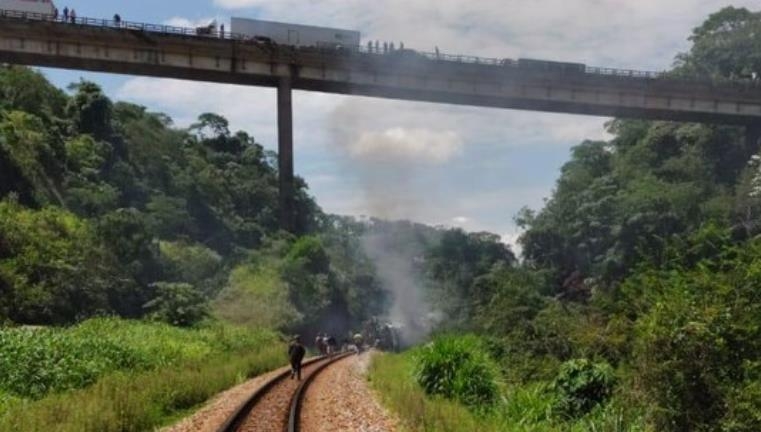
[1,11,760,229]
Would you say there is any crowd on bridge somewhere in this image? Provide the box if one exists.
[50,6,123,27]
[366,40,406,54]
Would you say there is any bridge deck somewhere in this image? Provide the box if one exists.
[1,12,760,125]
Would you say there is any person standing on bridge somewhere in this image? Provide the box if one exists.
[62,7,68,22]
[288,335,306,380]
[220,23,225,38]
[69,9,76,24]
[114,14,121,27]
[52,7,58,21]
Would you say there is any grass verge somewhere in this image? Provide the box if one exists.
[0,318,287,431]
[369,352,649,432]
[0,344,284,431]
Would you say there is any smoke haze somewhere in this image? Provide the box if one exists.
[330,98,449,344]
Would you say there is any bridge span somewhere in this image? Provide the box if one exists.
[1,11,760,229]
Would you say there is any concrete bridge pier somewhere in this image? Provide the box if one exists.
[278,77,295,232]
[746,124,761,156]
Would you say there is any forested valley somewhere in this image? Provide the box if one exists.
[1,5,761,432]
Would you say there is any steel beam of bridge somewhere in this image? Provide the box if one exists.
[2,15,761,229]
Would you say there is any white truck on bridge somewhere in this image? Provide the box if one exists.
[0,0,55,16]
[231,17,360,49]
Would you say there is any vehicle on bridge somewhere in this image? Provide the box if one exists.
[517,58,587,75]
[231,17,360,49]
[195,20,217,36]
[0,0,55,17]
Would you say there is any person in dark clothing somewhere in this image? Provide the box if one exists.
[114,14,121,26]
[288,336,306,380]
[326,335,337,355]
[63,7,68,21]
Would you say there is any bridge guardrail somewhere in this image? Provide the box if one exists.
[0,8,758,89]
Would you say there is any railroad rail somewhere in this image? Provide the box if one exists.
[218,352,353,432]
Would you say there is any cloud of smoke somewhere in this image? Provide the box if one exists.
[360,225,437,346]
[351,127,463,164]
[330,95,450,345]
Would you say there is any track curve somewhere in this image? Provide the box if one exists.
[217,352,353,432]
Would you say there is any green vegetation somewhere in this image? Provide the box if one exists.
[368,6,761,432]
[371,350,645,432]
[2,5,761,432]
[414,335,499,408]
[551,359,616,418]
[0,318,283,430]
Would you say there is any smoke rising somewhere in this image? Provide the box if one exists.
[360,226,436,346]
[351,127,463,164]
[330,98,453,345]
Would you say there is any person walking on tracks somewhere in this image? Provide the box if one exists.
[288,335,306,380]
[315,333,325,356]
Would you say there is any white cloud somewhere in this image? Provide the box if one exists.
[213,0,263,9]
[116,77,345,150]
[452,216,469,225]
[162,16,218,28]
[350,128,463,164]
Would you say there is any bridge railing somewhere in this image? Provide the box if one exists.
[1,9,758,88]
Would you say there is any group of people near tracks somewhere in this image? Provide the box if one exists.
[286,331,371,381]
[287,318,400,381]
[314,333,338,356]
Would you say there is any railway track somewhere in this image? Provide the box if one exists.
[217,352,353,432]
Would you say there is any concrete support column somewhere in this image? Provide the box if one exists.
[746,124,761,156]
[278,77,295,232]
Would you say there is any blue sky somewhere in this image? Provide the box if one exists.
[38,0,758,250]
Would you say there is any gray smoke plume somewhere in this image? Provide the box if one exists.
[329,95,454,345]
[360,222,438,346]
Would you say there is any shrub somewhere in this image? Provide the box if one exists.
[627,239,761,431]
[143,282,208,327]
[721,379,761,432]
[552,358,616,418]
[414,335,500,408]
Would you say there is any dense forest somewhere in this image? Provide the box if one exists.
[0,63,512,336]
[370,6,761,432]
[2,5,761,432]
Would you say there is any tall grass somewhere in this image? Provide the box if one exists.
[0,318,287,431]
[0,347,284,431]
[370,353,650,432]
[370,353,496,432]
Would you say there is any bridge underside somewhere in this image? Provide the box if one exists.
[1,50,759,126]
[2,17,761,230]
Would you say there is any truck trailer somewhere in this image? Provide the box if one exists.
[0,0,55,16]
[231,17,360,49]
